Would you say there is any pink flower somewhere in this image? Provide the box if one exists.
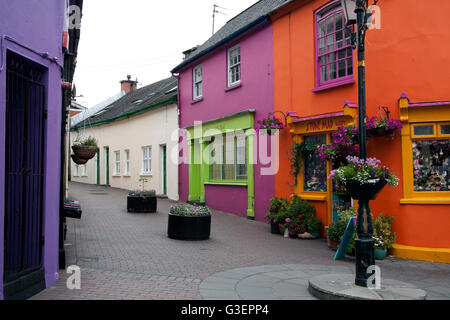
[285,218,291,223]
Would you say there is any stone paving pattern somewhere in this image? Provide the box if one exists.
[31,182,450,300]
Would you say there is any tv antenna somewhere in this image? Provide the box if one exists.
[212,4,227,35]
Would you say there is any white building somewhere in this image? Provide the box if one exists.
[70,76,179,200]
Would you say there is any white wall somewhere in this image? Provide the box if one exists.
[70,104,179,201]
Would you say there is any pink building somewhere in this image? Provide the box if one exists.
[171,0,287,221]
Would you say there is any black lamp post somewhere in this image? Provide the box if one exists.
[341,0,379,287]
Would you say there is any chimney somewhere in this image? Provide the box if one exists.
[182,45,201,60]
[120,75,138,94]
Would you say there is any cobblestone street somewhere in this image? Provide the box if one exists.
[31,182,450,300]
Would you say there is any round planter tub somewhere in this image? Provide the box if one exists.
[127,195,157,213]
[375,248,387,260]
[167,214,211,241]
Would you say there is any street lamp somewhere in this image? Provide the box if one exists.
[340,0,379,287]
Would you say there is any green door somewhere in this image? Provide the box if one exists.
[162,145,167,195]
[105,147,109,185]
[96,149,100,185]
[188,140,202,203]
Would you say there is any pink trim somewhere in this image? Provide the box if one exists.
[343,100,357,108]
[398,92,410,101]
[409,101,450,108]
[287,111,299,117]
[314,1,354,89]
[191,97,204,105]
[292,111,345,123]
[312,77,354,92]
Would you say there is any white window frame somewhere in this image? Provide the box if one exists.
[114,151,121,176]
[193,64,203,100]
[125,150,130,176]
[142,146,152,175]
[74,165,80,177]
[81,164,88,177]
[228,44,241,87]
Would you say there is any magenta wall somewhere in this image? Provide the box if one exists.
[178,22,275,222]
[0,0,65,299]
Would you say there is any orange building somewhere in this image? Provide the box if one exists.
[271,0,450,263]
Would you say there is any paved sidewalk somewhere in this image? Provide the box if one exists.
[31,182,450,300]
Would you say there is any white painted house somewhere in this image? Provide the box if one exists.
[70,76,179,200]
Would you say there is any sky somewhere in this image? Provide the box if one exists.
[73,0,260,108]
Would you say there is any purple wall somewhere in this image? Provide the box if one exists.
[0,0,65,299]
[178,23,275,222]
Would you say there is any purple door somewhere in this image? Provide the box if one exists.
[3,52,46,284]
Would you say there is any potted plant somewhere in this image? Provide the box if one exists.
[265,197,289,234]
[330,156,400,201]
[168,205,211,241]
[306,217,323,238]
[373,213,397,260]
[326,221,346,250]
[72,136,99,161]
[127,178,157,213]
[256,115,285,136]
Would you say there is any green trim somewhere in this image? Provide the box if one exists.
[205,181,248,186]
[105,147,110,185]
[71,96,177,131]
[247,134,255,218]
[96,149,100,185]
[187,110,255,139]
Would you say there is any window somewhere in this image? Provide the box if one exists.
[193,65,202,100]
[411,123,450,192]
[228,45,241,87]
[125,150,130,175]
[316,2,353,87]
[208,134,247,182]
[114,151,121,175]
[81,164,87,177]
[142,146,152,174]
[74,165,79,177]
[303,135,327,192]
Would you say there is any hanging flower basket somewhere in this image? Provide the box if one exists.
[256,115,285,136]
[71,154,88,165]
[343,179,388,201]
[366,117,402,137]
[72,145,98,160]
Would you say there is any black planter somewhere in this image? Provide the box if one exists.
[344,179,388,201]
[127,195,157,213]
[270,221,281,235]
[167,214,211,241]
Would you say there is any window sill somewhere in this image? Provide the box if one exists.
[112,174,121,177]
[225,82,242,92]
[123,174,131,177]
[81,175,88,177]
[205,181,248,186]
[140,173,152,177]
[400,198,450,205]
[312,78,354,93]
[298,193,327,201]
[191,97,203,105]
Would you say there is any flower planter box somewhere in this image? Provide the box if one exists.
[127,195,157,213]
[167,214,211,241]
[344,179,388,201]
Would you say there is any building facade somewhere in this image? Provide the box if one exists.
[271,0,450,262]
[0,0,82,299]
[172,0,288,221]
[71,77,179,201]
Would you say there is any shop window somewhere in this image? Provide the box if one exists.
[412,140,450,192]
[303,134,327,192]
[208,134,247,182]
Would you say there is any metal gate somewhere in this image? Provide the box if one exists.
[3,53,46,285]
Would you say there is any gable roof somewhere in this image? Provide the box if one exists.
[72,76,177,130]
[171,0,291,73]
